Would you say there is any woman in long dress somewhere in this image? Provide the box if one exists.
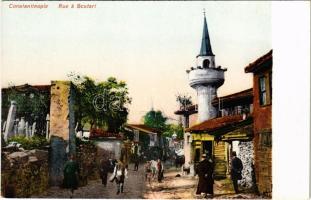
[63,154,80,198]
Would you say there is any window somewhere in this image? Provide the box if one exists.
[259,76,267,105]
[259,71,272,106]
[260,132,272,147]
[203,59,210,68]
[269,72,272,103]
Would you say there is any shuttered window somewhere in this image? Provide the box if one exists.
[259,76,267,105]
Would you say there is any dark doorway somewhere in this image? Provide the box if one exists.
[203,59,210,68]
[202,141,213,156]
[194,148,200,162]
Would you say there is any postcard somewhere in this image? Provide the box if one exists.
[1,1,310,199]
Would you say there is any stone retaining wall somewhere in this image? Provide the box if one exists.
[76,142,98,186]
[1,149,49,198]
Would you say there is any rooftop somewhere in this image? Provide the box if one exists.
[1,84,51,92]
[212,88,253,107]
[125,124,160,134]
[89,128,121,139]
[245,50,273,73]
[174,88,253,115]
[185,114,253,134]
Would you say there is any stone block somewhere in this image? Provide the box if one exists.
[28,156,38,163]
[8,151,29,163]
[27,149,48,161]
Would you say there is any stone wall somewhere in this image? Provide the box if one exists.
[238,141,254,190]
[49,81,76,186]
[76,141,98,186]
[1,149,49,198]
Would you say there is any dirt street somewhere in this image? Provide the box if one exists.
[32,164,263,199]
[32,163,146,199]
[144,168,263,199]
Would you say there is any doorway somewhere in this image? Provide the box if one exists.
[202,141,213,156]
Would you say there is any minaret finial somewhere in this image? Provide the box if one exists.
[203,8,206,17]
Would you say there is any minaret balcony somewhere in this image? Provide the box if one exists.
[188,67,225,88]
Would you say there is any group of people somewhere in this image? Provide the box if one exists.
[62,154,129,198]
[195,151,243,198]
[62,151,243,198]
[144,159,164,183]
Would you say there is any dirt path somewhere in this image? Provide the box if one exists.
[144,168,262,199]
[32,163,145,199]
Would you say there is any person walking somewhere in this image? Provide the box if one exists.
[111,160,128,195]
[133,154,139,171]
[196,153,214,198]
[63,154,80,198]
[157,159,164,183]
[144,161,152,183]
[99,156,110,187]
[230,151,243,194]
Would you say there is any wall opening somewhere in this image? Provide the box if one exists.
[203,59,210,68]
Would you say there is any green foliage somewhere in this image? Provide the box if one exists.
[143,110,167,132]
[7,136,48,150]
[1,86,50,135]
[163,124,184,140]
[143,110,183,139]
[68,73,131,133]
[176,94,192,109]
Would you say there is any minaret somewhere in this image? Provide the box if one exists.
[187,11,226,123]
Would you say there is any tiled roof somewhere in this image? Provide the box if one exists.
[212,88,253,106]
[126,124,159,134]
[89,128,121,139]
[245,50,273,73]
[2,84,51,92]
[185,115,250,133]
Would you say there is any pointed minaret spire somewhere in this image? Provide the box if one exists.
[198,9,214,57]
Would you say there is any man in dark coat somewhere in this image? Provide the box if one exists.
[230,151,243,193]
[196,153,214,198]
[133,154,139,171]
[157,159,164,183]
[63,154,80,198]
[99,156,110,187]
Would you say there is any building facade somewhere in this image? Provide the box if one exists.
[124,124,164,160]
[245,50,272,197]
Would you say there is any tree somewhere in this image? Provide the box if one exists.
[143,110,167,132]
[163,124,184,140]
[69,73,131,133]
[176,94,192,110]
[1,85,50,136]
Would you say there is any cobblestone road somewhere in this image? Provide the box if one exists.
[32,164,145,199]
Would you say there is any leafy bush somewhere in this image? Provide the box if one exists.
[7,136,48,150]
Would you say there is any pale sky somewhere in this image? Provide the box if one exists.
[1,2,271,123]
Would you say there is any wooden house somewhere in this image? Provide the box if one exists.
[183,89,254,179]
[245,50,272,197]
